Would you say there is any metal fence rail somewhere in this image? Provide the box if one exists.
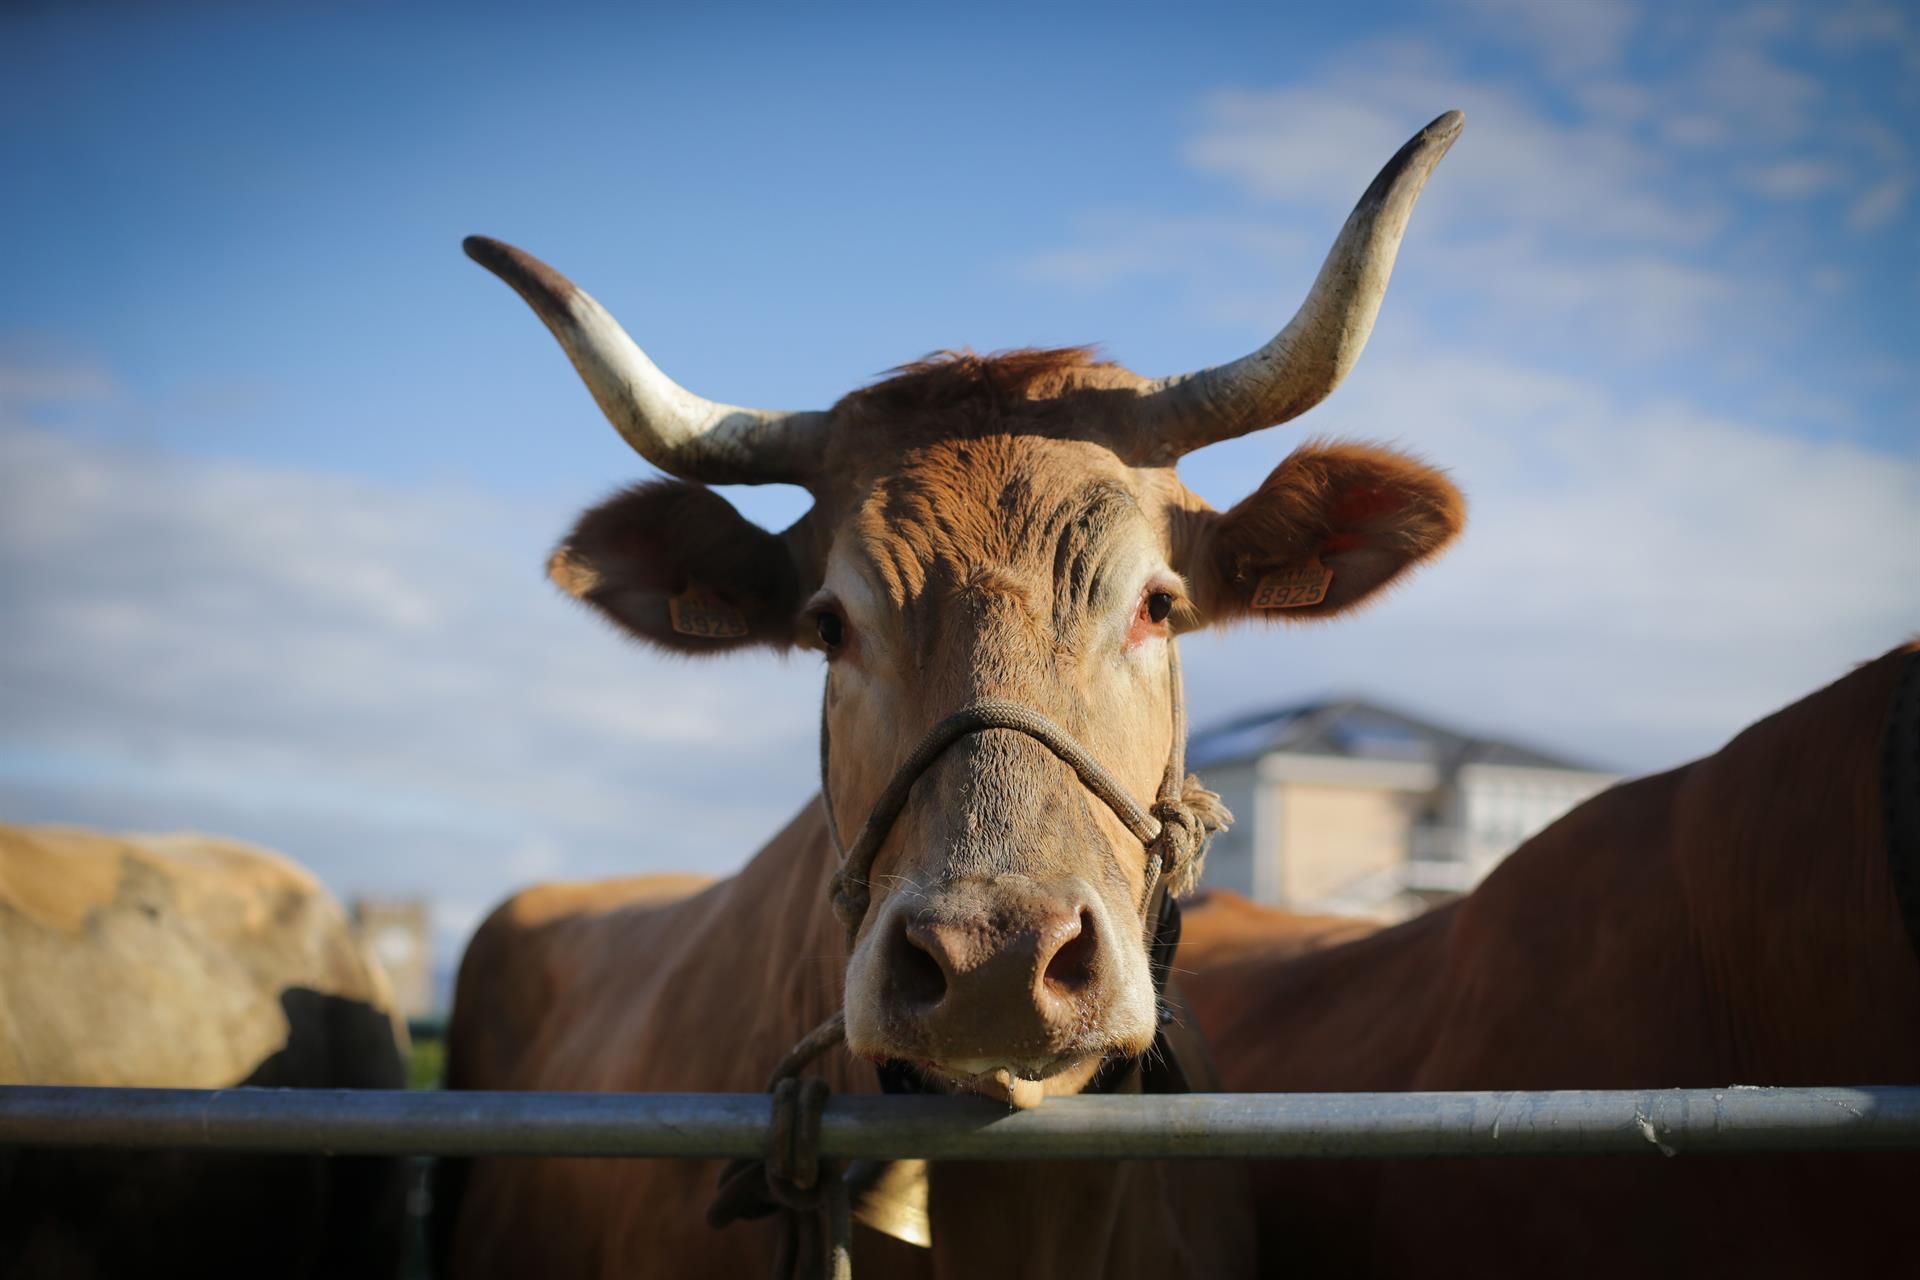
[5,1086,1920,1160]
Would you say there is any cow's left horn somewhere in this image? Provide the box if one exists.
[464,237,827,485]
[1124,110,1464,462]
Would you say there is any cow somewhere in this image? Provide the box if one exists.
[0,822,411,1279]
[434,110,1469,1279]
[1177,888,1377,969]
[1181,639,1920,1278]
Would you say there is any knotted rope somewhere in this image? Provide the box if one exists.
[709,1012,852,1280]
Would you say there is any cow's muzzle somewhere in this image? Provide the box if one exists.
[823,644,1226,1082]
[858,876,1144,1078]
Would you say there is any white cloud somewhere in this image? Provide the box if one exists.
[1849,177,1911,231]
[1067,61,1758,382]
[1689,41,1823,145]
[1662,114,1728,148]
[0,419,824,971]
[1429,234,1740,358]
[1650,6,1913,239]
[1016,214,1312,290]
[0,358,120,407]
[1123,45,1760,366]
[1457,0,1639,73]
[1815,0,1920,71]
[1575,80,1654,124]
[1185,65,1721,246]
[1173,342,1920,773]
[1743,160,1846,200]
[1725,0,1798,41]
[1019,7,1913,432]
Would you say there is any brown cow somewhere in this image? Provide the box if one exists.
[436,111,1469,1278]
[0,823,411,1279]
[1178,888,1378,969]
[1183,640,1920,1278]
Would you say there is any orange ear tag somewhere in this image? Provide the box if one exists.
[1251,559,1333,610]
[668,590,750,639]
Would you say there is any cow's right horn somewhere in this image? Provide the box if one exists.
[1122,110,1464,463]
[464,236,827,485]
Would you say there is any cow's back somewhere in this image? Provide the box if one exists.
[1188,641,1920,1277]
[430,841,901,1279]
[1179,889,1380,969]
[1380,640,1920,1277]
[439,872,715,1094]
[0,823,410,1279]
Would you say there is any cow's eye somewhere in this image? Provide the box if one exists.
[816,610,846,649]
[1146,591,1174,624]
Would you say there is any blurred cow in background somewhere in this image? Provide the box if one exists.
[0,823,411,1279]
[1183,640,1920,1278]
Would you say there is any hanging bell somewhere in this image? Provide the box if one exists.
[844,1157,931,1248]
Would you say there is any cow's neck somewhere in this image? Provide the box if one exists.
[715,797,860,1091]
[719,795,1250,1278]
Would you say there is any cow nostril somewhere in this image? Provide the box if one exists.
[892,924,949,1008]
[1042,908,1098,994]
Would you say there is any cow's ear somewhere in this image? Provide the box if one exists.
[547,481,803,653]
[1180,442,1464,624]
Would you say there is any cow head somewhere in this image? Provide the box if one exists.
[470,112,1466,1099]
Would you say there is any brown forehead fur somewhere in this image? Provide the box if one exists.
[834,346,1152,425]
[820,349,1183,615]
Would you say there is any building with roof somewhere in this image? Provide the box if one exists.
[1190,697,1619,919]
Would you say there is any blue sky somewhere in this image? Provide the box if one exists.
[3,1,1916,963]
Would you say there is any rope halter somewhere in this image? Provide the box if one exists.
[822,642,1228,948]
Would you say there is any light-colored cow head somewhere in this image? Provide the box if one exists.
[471,112,1466,1098]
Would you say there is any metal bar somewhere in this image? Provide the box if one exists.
[5,1086,1920,1160]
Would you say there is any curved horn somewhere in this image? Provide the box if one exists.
[1128,110,1464,462]
[463,236,826,485]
